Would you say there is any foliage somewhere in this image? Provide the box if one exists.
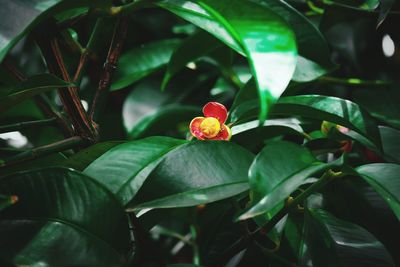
[0,0,399,266]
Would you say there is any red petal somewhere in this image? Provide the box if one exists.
[210,124,231,141]
[203,102,228,124]
[190,117,205,140]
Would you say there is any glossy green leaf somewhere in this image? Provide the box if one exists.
[292,56,330,82]
[0,74,72,112]
[84,136,186,205]
[274,95,382,149]
[255,0,332,65]
[122,78,202,138]
[162,30,222,89]
[0,0,111,62]
[356,163,400,220]
[111,39,181,91]
[64,141,123,171]
[231,118,304,152]
[159,0,297,123]
[128,104,199,139]
[128,141,254,210]
[238,141,340,221]
[305,208,395,266]
[0,167,130,266]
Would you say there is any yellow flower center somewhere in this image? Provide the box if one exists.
[200,117,221,138]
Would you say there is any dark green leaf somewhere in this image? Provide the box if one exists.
[356,163,400,220]
[122,78,202,138]
[84,137,186,205]
[128,141,254,210]
[231,118,304,152]
[274,95,382,149]
[380,126,400,162]
[159,0,297,123]
[64,141,123,171]
[0,0,111,62]
[254,0,332,66]
[162,30,222,89]
[0,74,72,112]
[111,39,181,91]
[238,141,335,221]
[0,167,130,266]
[305,208,395,266]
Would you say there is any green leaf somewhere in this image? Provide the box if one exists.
[274,95,382,149]
[111,39,181,91]
[122,78,202,138]
[305,208,395,266]
[84,136,186,205]
[353,86,400,129]
[0,0,111,62]
[128,141,254,210]
[0,74,72,112]
[0,167,130,266]
[292,56,331,82]
[0,194,17,211]
[63,141,123,171]
[238,141,339,221]
[231,118,304,152]
[159,0,297,123]
[380,126,400,163]
[162,30,222,89]
[356,163,400,220]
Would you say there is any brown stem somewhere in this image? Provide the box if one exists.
[1,136,85,167]
[35,32,98,143]
[1,60,73,137]
[90,16,129,122]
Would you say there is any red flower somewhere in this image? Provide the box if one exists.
[189,102,232,141]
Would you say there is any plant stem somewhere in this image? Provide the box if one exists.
[0,118,57,134]
[90,16,129,122]
[110,0,157,16]
[128,212,164,266]
[1,60,73,137]
[208,170,342,267]
[73,18,105,83]
[1,136,84,167]
[35,30,98,143]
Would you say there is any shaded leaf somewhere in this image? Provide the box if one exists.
[0,167,130,266]
[0,0,111,62]
[238,141,337,221]
[159,0,297,123]
[128,141,254,210]
[111,39,181,91]
[305,208,395,266]
[356,163,400,220]
[274,95,382,149]
[0,74,72,112]
[84,137,186,205]
[162,30,222,89]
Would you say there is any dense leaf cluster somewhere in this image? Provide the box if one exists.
[0,0,399,266]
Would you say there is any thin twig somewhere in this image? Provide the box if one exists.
[35,29,98,142]
[0,118,57,134]
[1,136,84,167]
[90,16,129,122]
[1,60,73,137]
[73,18,104,83]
